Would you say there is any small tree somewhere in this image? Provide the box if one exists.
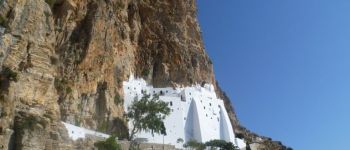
[125,94,171,149]
[94,135,122,150]
[205,140,240,150]
[183,140,206,150]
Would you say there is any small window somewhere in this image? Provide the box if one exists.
[127,87,130,89]
[181,95,186,102]
[189,92,191,95]
[170,101,173,106]
[72,131,74,134]
[166,90,168,93]
[184,117,187,120]
[204,106,206,109]
[209,103,212,106]
[206,114,208,117]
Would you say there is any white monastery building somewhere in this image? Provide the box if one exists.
[123,75,246,149]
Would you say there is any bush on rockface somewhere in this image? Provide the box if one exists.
[94,135,122,150]
[0,15,7,27]
[18,115,47,130]
[111,118,129,140]
[1,67,18,82]
[45,0,56,8]
[114,93,123,105]
[65,86,72,94]
[54,78,73,95]
[235,133,244,139]
[97,120,108,133]
[142,68,150,77]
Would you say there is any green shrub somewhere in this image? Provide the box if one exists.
[205,140,239,150]
[45,0,56,8]
[236,133,244,139]
[184,140,205,150]
[97,120,108,132]
[54,78,69,93]
[142,68,150,77]
[111,118,129,140]
[114,93,123,105]
[184,139,239,150]
[177,138,184,143]
[1,67,18,82]
[74,115,81,126]
[66,86,72,94]
[94,135,122,150]
[19,115,47,130]
[0,15,6,26]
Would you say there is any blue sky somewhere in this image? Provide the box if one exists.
[197,1,350,149]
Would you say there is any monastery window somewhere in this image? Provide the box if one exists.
[160,91,164,95]
[72,131,74,134]
[153,91,155,94]
[217,117,220,122]
[181,95,186,102]
[134,87,136,90]
[189,92,191,95]
[170,101,173,106]
[209,103,212,106]
[166,90,168,93]
[206,114,208,117]
[127,87,130,89]
[204,106,206,109]
[184,117,187,120]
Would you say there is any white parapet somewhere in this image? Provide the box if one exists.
[62,122,110,141]
[123,75,246,149]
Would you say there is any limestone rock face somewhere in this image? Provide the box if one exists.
[0,0,287,149]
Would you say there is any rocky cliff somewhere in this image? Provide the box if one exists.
[0,0,288,149]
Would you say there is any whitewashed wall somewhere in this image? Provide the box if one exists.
[62,122,110,140]
[123,75,247,149]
